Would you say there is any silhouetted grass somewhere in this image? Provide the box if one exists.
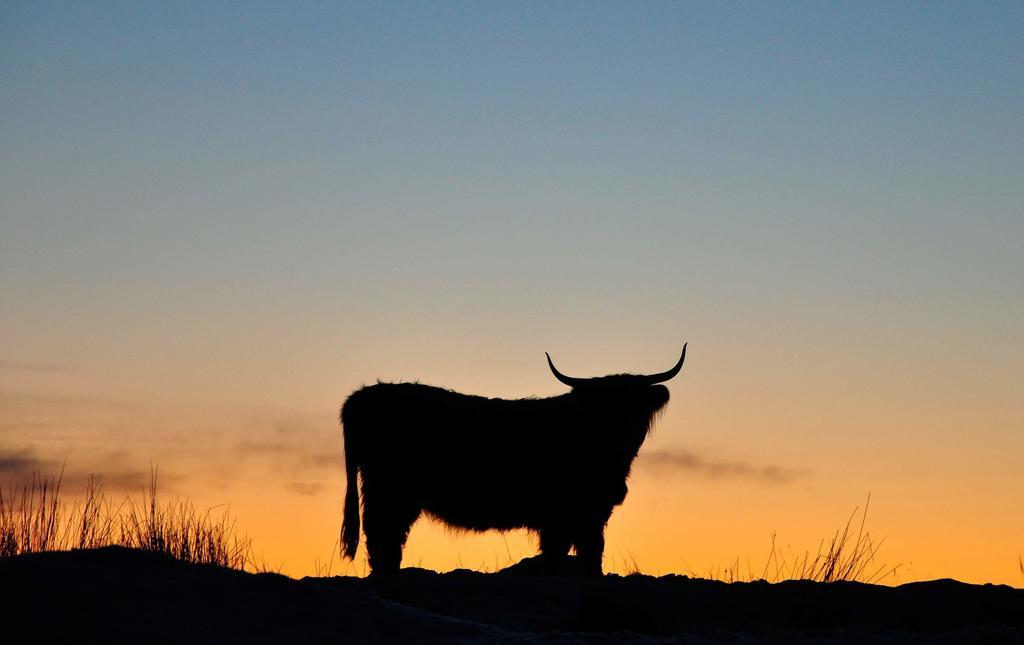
[698,494,900,584]
[2,472,899,583]
[0,466,252,570]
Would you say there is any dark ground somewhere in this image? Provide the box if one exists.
[2,547,1022,643]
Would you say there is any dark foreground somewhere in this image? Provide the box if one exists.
[2,548,1022,643]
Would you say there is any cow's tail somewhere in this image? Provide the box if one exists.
[340,398,361,560]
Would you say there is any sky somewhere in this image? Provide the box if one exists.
[2,2,1022,584]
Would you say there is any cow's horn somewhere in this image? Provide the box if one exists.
[546,352,588,387]
[641,344,687,384]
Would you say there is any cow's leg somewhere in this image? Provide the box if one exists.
[573,523,606,577]
[362,491,420,576]
[538,528,570,575]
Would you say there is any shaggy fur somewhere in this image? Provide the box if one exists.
[340,353,684,576]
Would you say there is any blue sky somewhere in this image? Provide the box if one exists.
[4,3,1021,315]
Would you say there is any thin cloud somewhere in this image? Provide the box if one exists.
[236,439,340,471]
[0,420,57,434]
[0,360,64,373]
[0,446,177,494]
[287,480,326,496]
[0,390,142,440]
[0,447,61,475]
[236,440,289,456]
[299,451,341,469]
[638,449,811,485]
[231,424,341,497]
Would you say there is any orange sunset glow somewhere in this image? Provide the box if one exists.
[3,2,1022,591]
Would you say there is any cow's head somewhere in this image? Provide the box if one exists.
[546,344,685,407]
[546,344,685,430]
[545,344,687,480]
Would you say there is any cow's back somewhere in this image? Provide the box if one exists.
[340,382,582,530]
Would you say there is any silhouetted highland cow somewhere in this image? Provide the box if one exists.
[340,344,687,575]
